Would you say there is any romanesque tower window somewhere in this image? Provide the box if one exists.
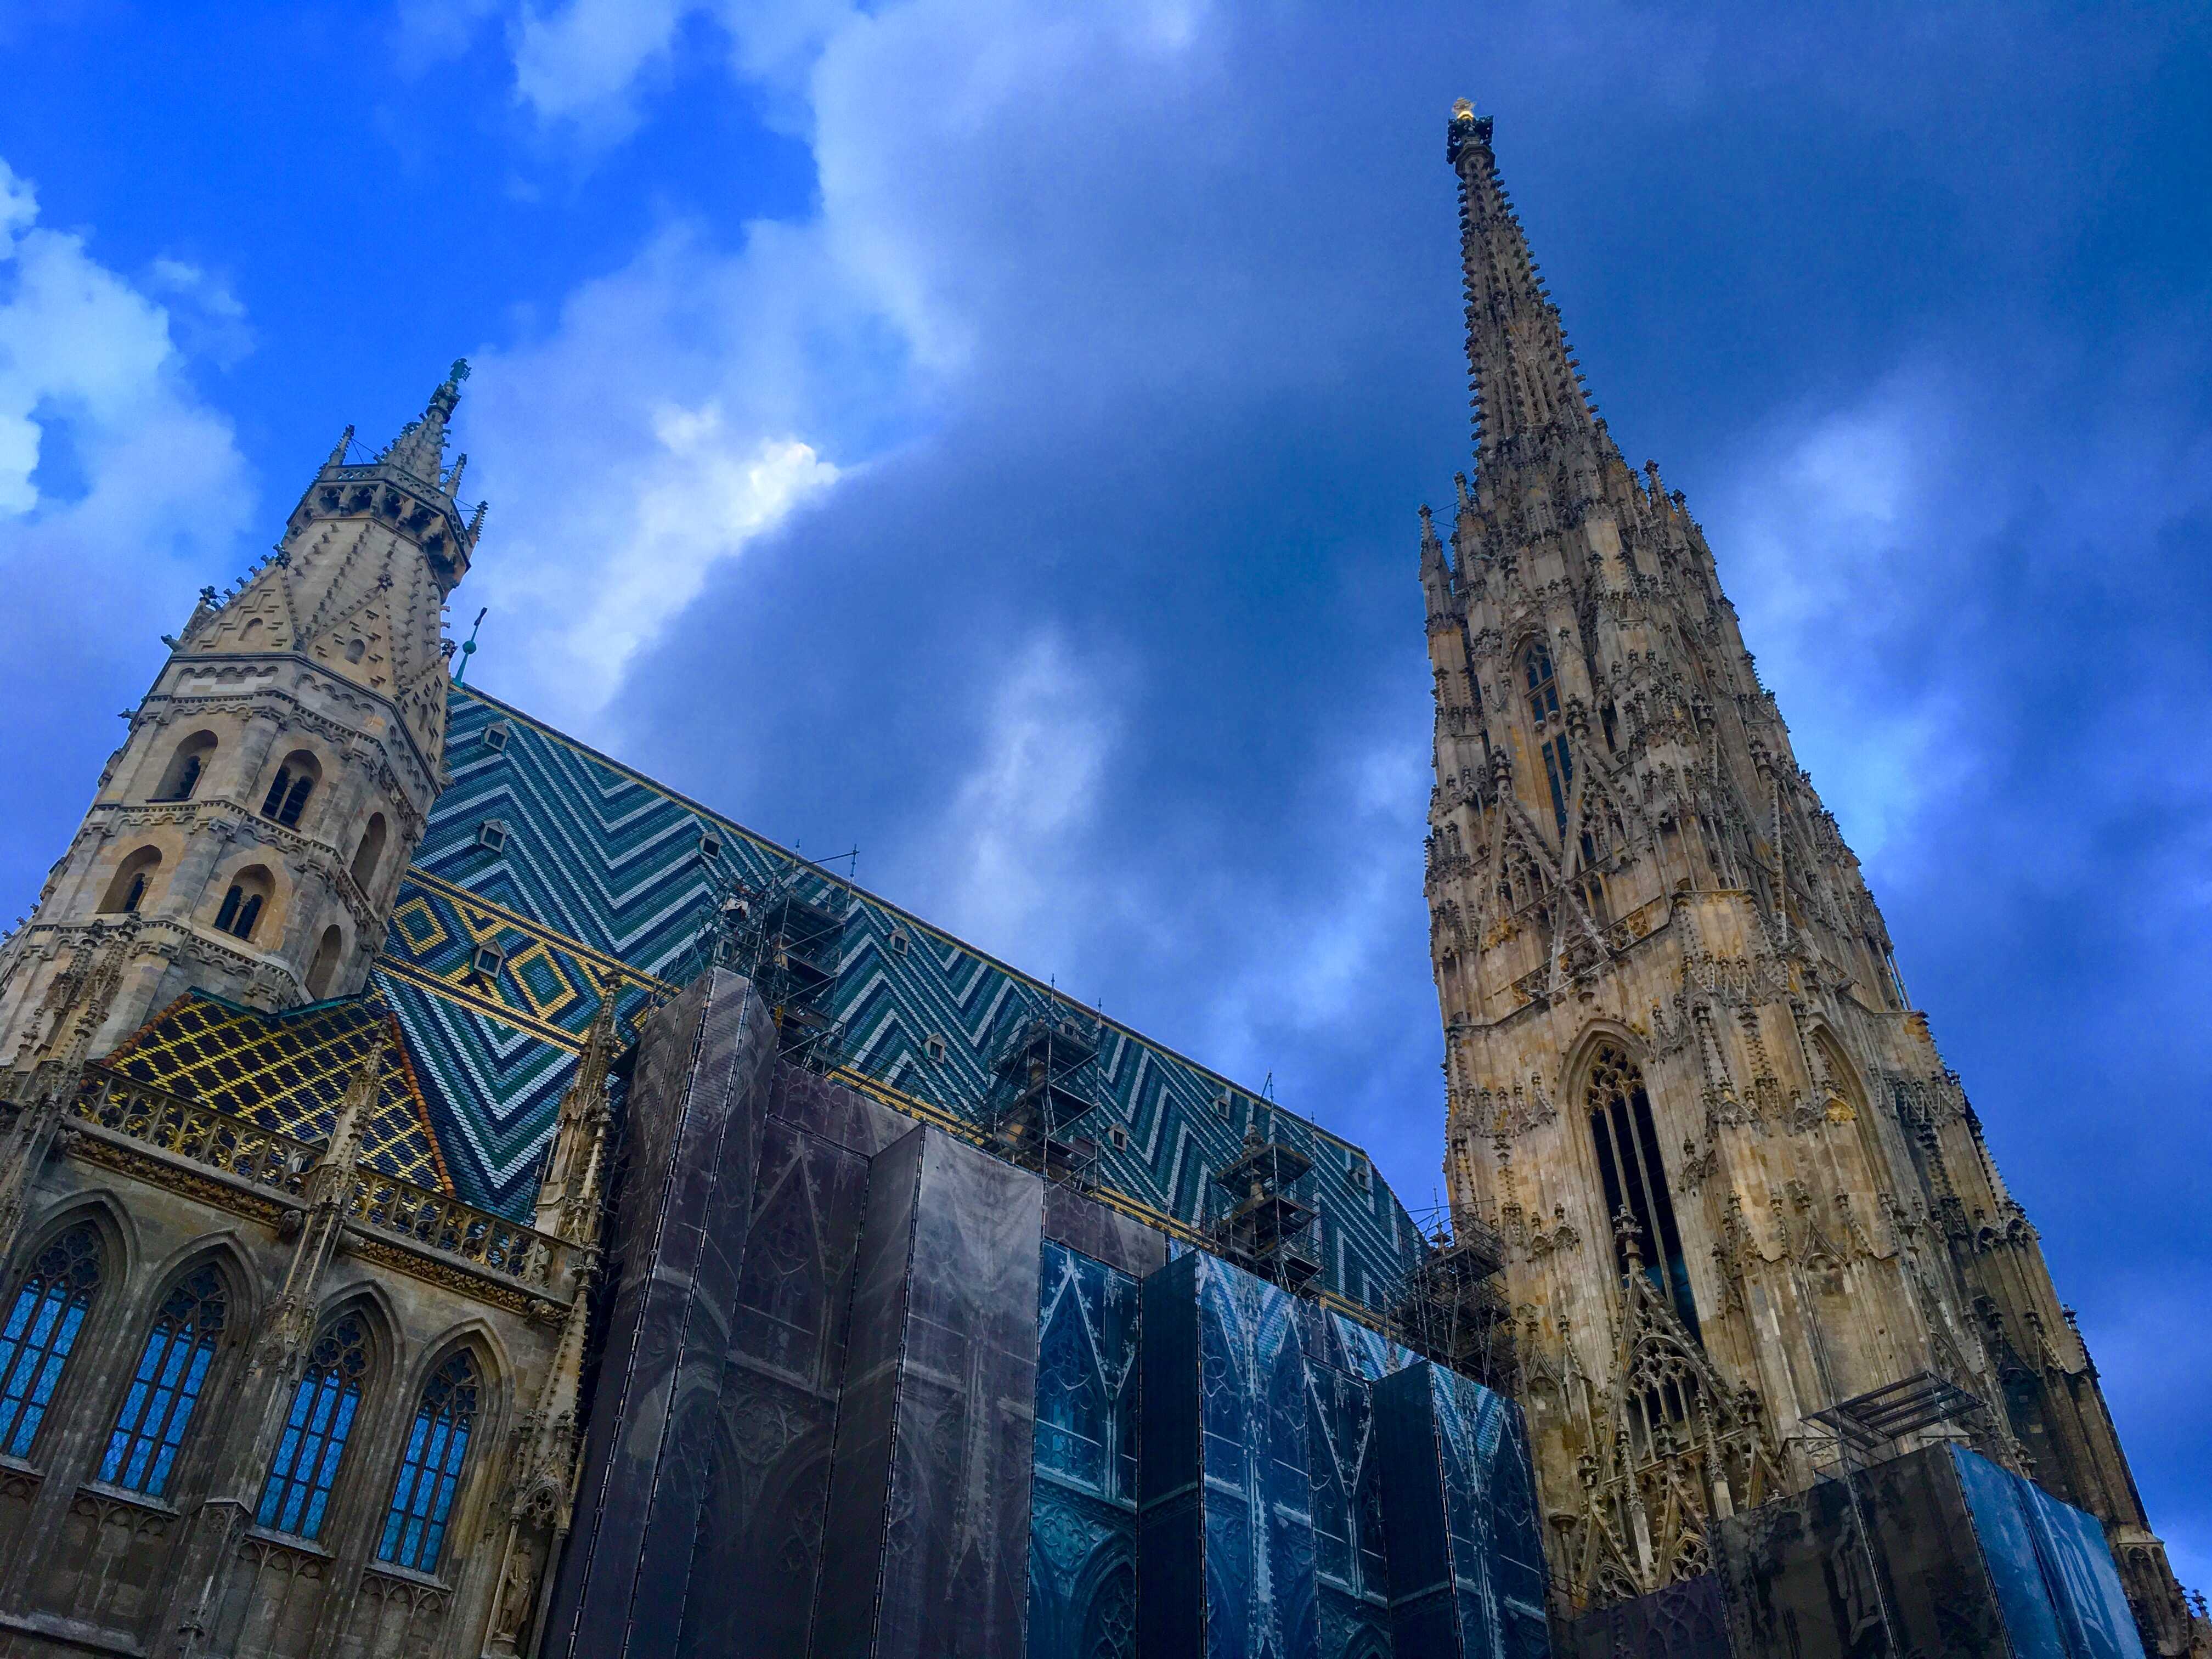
[100,847,162,915]
[378,1349,479,1573]
[1586,1043,1699,1338]
[259,751,320,829]
[100,1266,227,1497]
[150,730,216,802]
[213,867,273,942]
[256,1314,371,1539]
[351,814,388,893]
[0,1223,103,1457]
[306,926,345,1000]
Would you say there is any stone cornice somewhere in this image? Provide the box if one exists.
[146,655,442,806]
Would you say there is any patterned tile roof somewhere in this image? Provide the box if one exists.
[373,686,1428,1317]
[103,991,449,1191]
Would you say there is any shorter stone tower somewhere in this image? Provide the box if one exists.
[0,368,482,1080]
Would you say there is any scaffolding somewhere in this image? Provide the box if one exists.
[983,1001,1104,1188]
[687,864,852,1072]
[1805,1371,1997,1469]
[1209,1121,1322,1293]
[1389,1206,1517,1392]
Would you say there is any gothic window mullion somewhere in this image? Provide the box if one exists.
[1614,1095,1683,1313]
[100,1266,227,1497]
[1587,1046,1701,1341]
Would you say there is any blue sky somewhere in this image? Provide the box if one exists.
[2,0,2207,1579]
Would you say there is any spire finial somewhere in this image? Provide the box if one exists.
[381,363,469,481]
[453,607,488,686]
[1449,106,1593,472]
[326,424,354,466]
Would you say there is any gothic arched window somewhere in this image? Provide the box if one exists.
[1523,644,1559,723]
[151,731,217,803]
[1078,1560,1136,1659]
[100,1266,227,1496]
[213,866,273,943]
[1034,1242,1137,1502]
[305,926,345,1001]
[100,847,162,915]
[1541,733,1574,838]
[377,1350,479,1572]
[1585,1044,1699,1338]
[1524,645,1573,836]
[259,751,320,829]
[257,1314,370,1539]
[0,1223,104,1457]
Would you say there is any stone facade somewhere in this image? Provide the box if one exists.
[0,375,602,1659]
[1419,101,2201,1655]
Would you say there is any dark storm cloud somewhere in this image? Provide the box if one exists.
[0,0,2203,1579]
[582,2,2212,1573]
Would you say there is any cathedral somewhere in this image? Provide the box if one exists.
[0,101,2198,1659]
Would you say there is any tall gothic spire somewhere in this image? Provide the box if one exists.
[1419,106,2201,1648]
[379,359,471,490]
[1446,101,1596,477]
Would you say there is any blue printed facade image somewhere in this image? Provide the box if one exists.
[1374,1363,1547,1659]
[1952,1447,2146,1659]
[1128,1250,1546,1659]
[1030,1239,1143,1659]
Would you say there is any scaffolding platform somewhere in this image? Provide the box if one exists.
[688,866,852,1073]
[1807,1371,1993,1460]
[1210,1123,1322,1291]
[1389,1211,1516,1390]
[984,1004,1104,1187]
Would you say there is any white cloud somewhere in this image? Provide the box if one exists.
[0,155,249,552]
[143,258,253,370]
[552,411,836,696]
[922,631,1121,969]
[1713,370,1971,862]
[513,0,691,132]
[506,0,853,133]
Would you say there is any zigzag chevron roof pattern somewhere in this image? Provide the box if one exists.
[374,686,1427,1316]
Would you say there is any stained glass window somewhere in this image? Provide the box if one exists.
[1587,1045,1699,1338]
[256,1314,369,1538]
[377,1350,478,1572]
[1524,643,1560,721]
[100,1266,226,1496]
[1542,734,1574,837]
[0,1224,102,1456]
